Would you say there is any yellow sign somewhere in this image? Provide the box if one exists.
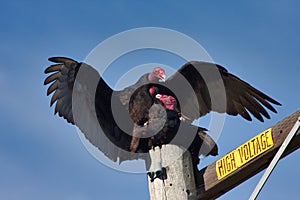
[216,128,274,180]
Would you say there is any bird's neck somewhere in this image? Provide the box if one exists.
[148,73,158,83]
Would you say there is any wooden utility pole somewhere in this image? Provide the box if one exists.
[147,145,197,200]
[147,109,300,200]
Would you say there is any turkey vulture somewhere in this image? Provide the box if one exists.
[44,57,168,162]
[128,84,216,154]
[44,57,280,165]
[129,84,218,163]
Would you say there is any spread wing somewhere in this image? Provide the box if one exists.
[44,57,137,163]
[44,57,78,124]
[163,61,281,122]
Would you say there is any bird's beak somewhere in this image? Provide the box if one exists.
[155,94,162,99]
[159,75,166,82]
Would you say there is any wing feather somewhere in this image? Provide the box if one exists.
[50,89,60,106]
[164,61,280,122]
[248,90,278,113]
[44,64,63,73]
[44,72,61,85]
[54,98,61,115]
[47,80,58,95]
[44,57,138,163]
[233,100,252,121]
[245,92,270,119]
[239,96,264,122]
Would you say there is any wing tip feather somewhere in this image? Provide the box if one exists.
[48,57,77,64]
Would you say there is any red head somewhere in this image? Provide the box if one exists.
[155,94,177,110]
[149,86,157,96]
[148,67,166,83]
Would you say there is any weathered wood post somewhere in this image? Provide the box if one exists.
[146,110,300,200]
[147,145,197,200]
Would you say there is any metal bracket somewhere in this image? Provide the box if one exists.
[147,167,167,182]
[249,116,300,200]
[146,147,168,182]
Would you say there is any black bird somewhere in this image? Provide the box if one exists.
[44,57,281,164]
[129,83,218,183]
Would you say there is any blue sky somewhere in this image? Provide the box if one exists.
[0,1,299,199]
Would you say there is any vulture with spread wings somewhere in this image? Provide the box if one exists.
[44,57,280,166]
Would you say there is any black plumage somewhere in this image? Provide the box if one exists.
[44,57,280,165]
